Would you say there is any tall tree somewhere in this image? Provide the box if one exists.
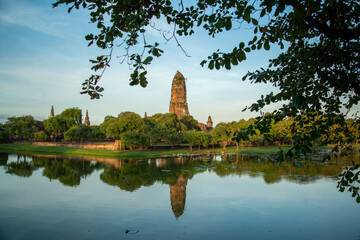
[101,111,145,139]
[60,108,82,125]
[44,115,69,141]
[5,116,43,140]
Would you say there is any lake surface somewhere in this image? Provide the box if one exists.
[0,152,359,240]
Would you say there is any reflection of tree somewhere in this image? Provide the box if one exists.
[2,152,356,215]
[33,156,101,187]
[100,161,157,192]
[210,154,352,184]
[0,153,8,166]
[99,157,203,218]
[5,155,37,178]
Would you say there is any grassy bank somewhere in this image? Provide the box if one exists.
[0,143,328,159]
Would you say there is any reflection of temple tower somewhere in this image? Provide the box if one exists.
[170,175,188,218]
[169,71,190,119]
[50,105,54,118]
[84,110,90,126]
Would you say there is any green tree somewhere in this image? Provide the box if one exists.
[0,129,9,142]
[33,132,50,142]
[64,125,91,142]
[101,112,145,139]
[60,108,82,125]
[180,115,200,131]
[148,113,185,133]
[181,130,197,152]
[44,115,68,141]
[182,130,208,151]
[5,116,43,140]
[210,123,231,150]
[87,126,106,140]
[120,131,150,150]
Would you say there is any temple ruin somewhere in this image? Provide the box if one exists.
[168,71,213,132]
[169,71,190,119]
[197,116,213,133]
[84,110,90,126]
[50,105,54,118]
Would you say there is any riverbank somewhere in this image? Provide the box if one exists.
[0,143,303,159]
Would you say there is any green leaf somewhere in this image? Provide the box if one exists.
[264,41,270,50]
[225,58,231,70]
[231,56,238,65]
[208,60,214,70]
[85,34,93,41]
[260,8,266,17]
[225,19,232,30]
[143,56,153,65]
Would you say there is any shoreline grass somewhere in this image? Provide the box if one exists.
[0,143,330,159]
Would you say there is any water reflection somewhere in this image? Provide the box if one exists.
[0,152,356,218]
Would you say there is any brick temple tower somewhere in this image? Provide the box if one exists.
[50,105,54,118]
[84,110,90,126]
[169,71,189,119]
[206,116,213,128]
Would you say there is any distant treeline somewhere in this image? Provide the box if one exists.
[0,108,359,150]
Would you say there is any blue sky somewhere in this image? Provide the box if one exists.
[0,0,283,125]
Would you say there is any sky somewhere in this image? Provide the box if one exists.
[0,0,284,126]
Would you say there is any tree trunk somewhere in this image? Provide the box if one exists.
[189,145,192,151]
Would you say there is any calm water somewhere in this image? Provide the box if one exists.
[0,152,359,240]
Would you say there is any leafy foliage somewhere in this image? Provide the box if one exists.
[100,111,145,139]
[44,115,70,141]
[33,132,50,142]
[60,108,82,125]
[120,131,150,150]
[5,116,43,140]
[182,130,209,151]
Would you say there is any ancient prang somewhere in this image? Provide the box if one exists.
[84,110,90,126]
[168,71,213,132]
[197,116,213,133]
[50,105,54,118]
[206,116,213,128]
[169,71,190,119]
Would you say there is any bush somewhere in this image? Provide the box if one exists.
[64,125,106,142]
[64,125,91,142]
[120,131,150,150]
[33,132,49,142]
[0,130,9,142]
[87,127,106,140]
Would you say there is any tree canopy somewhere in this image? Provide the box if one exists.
[100,111,145,139]
[5,116,43,140]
